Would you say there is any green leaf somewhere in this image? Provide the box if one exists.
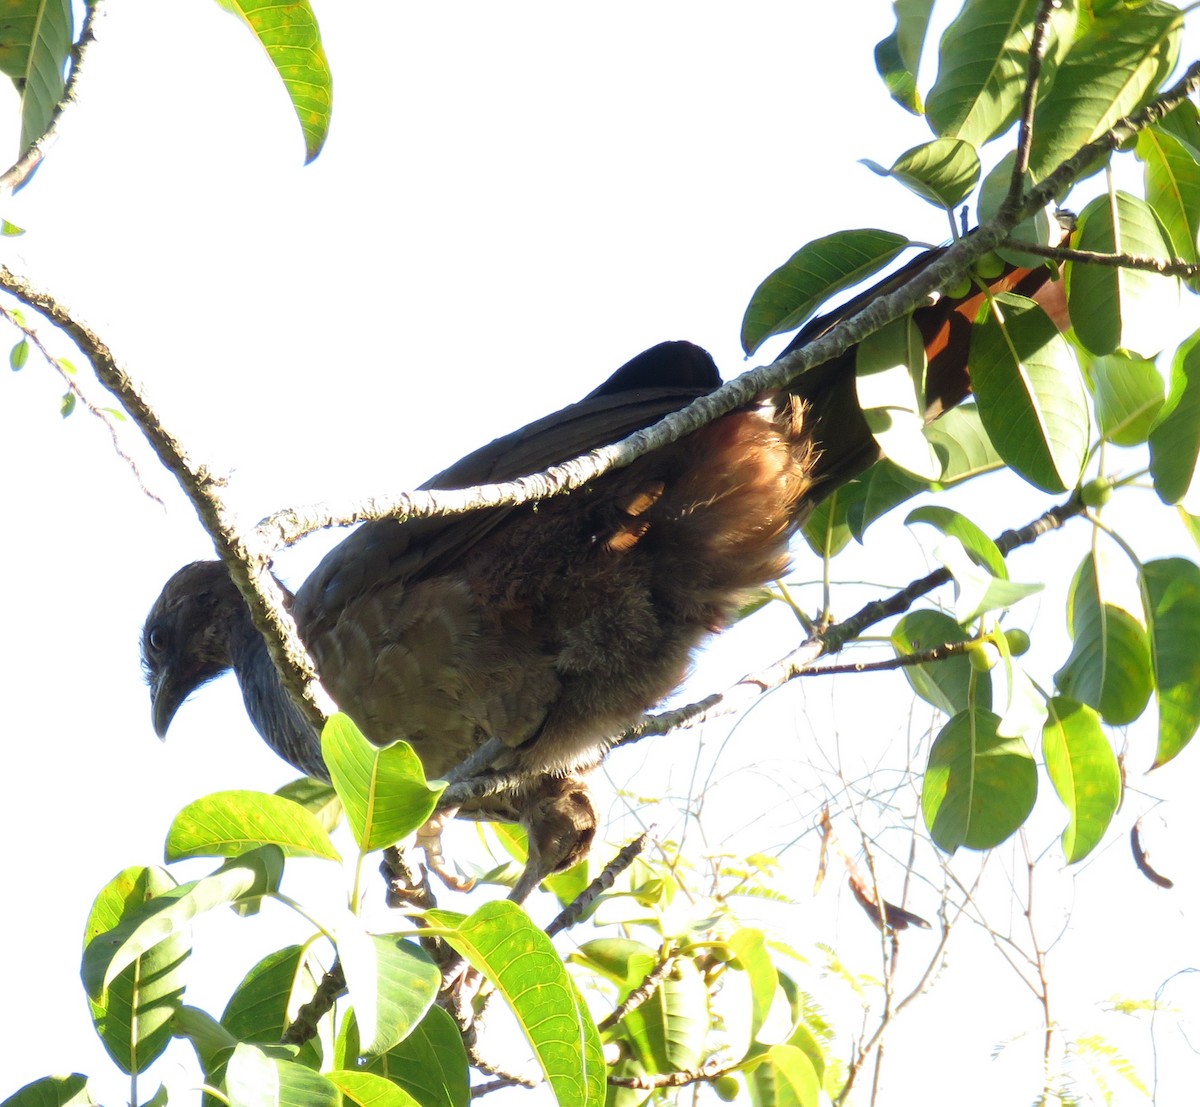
[728,928,778,1044]
[970,292,1089,493]
[874,0,934,113]
[322,714,445,853]
[1085,352,1165,446]
[0,0,72,160]
[926,0,1075,147]
[335,1005,469,1107]
[0,218,24,236]
[82,847,283,999]
[222,946,322,1070]
[891,609,992,716]
[745,1043,821,1107]
[1027,1,1181,186]
[935,536,1043,623]
[1142,558,1200,766]
[166,789,341,861]
[1157,98,1200,158]
[1042,697,1122,863]
[1055,553,1153,726]
[801,484,861,558]
[1138,126,1200,266]
[428,901,605,1107]
[571,938,658,990]
[855,316,940,479]
[336,928,439,1055]
[275,777,344,833]
[922,709,1038,851]
[326,1071,422,1107]
[906,505,1007,577]
[741,229,909,355]
[10,338,28,370]
[1068,192,1180,358]
[0,1075,95,1107]
[925,403,1005,482]
[223,1042,340,1107]
[213,0,332,162]
[1149,327,1200,503]
[60,390,75,418]
[862,138,980,210]
[171,1005,239,1075]
[850,460,928,539]
[83,866,187,1076]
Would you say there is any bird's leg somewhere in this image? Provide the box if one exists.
[443,735,508,785]
[415,737,512,891]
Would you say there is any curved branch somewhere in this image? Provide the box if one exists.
[0,263,333,731]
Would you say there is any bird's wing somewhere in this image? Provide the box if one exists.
[294,342,721,632]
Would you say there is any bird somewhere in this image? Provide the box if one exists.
[142,245,1067,896]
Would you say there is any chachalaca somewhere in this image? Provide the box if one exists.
[142,246,1066,897]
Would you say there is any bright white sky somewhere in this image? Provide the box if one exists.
[4,2,1200,1105]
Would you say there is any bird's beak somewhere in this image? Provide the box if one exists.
[150,672,183,740]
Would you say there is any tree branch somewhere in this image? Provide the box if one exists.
[252,62,1200,557]
[1006,0,1059,206]
[280,960,345,1047]
[614,494,1086,751]
[0,263,334,732]
[546,831,650,937]
[597,944,676,1033]
[608,1059,730,1090]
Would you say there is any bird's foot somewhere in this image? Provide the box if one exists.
[416,808,477,892]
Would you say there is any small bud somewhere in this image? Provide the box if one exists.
[1080,477,1113,508]
[714,1075,741,1102]
[1004,628,1031,656]
[975,252,1006,279]
[968,642,998,671]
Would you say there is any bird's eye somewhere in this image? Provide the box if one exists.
[147,625,169,653]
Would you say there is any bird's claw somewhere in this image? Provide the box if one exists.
[416,809,477,892]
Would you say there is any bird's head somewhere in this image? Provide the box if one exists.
[142,560,247,739]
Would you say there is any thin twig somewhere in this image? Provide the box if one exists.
[470,1077,532,1098]
[608,1059,730,1090]
[0,303,163,502]
[466,1044,539,1089]
[796,639,974,678]
[1007,0,1059,203]
[546,831,650,937]
[598,945,676,1033]
[1007,238,1200,277]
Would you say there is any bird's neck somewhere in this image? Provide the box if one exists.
[229,617,329,783]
